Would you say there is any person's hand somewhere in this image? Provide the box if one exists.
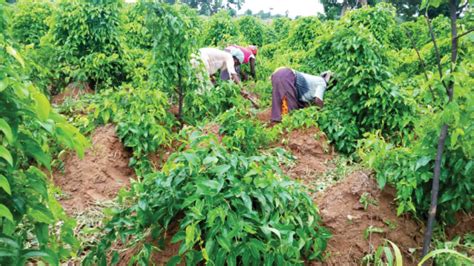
[314,98,324,108]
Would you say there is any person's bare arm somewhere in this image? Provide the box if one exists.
[232,73,241,84]
[249,57,256,80]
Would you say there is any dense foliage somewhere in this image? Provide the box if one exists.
[2,0,473,264]
[11,0,52,46]
[48,0,126,90]
[0,4,88,264]
[84,132,330,265]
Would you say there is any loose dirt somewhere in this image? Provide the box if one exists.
[51,82,93,105]
[280,128,336,193]
[280,127,424,265]
[313,171,423,265]
[54,124,134,214]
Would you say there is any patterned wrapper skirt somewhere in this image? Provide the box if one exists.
[271,68,305,122]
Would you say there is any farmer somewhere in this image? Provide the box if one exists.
[221,45,258,81]
[192,47,244,84]
[270,67,334,122]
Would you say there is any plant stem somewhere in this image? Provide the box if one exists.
[424,15,448,93]
[421,0,458,260]
[405,29,435,99]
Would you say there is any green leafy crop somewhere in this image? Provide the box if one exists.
[48,0,126,90]
[84,131,330,265]
[0,5,89,264]
[11,0,52,46]
[303,25,415,153]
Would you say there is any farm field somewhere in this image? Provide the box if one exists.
[0,0,473,265]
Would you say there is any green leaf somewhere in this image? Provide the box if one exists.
[6,46,25,67]
[29,207,54,224]
[415,156,431,171]
[386,240,403,266]
[0,204,14,222]
[0,175,11,195]
[0,146,13,166]
[418,249,472,266]
[166,255,182,266]
[32,92,51,121]
[0,119,14,144]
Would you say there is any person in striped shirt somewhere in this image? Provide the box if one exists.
[270,67,335,122]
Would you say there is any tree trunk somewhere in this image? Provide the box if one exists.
[421,0,457,260]
[340,0,350,17]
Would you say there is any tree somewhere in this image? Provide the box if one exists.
[146,2,200,122]
[165,0,245,15]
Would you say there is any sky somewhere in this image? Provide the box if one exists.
[238,0,325,18]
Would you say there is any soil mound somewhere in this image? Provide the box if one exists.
[282,128,335,193]
[52,82,93,105]
[313,171,423,265]
[54,124,134,214]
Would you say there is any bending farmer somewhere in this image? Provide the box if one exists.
[193,47,244,84]
[221,45,258,81]
[270,67,335,122]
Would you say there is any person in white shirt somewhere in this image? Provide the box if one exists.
[270,67,335,122]
[192,47,244,84]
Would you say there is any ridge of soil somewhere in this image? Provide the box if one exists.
[282,128,335,187]
[281,128,424,265]
[51,82,93,105]
[54,124,134,214]
[313,171,423,265]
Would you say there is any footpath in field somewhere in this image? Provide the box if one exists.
[54,124,134,214]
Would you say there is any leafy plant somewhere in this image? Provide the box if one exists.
[146,1,201,121]
[0,7,89,264]
[359,192,378,210]
[362,239,403,266]
[87,84,177,175]
[303,25,415,153]
[237,16,266,46]
[203,10,240,46]
[84,131,330,265]
[48,0,126,90]
[10,0,53,46]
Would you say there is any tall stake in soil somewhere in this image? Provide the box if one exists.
[421,0,458,258]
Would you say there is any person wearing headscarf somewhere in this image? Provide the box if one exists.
[192,47,244,84]
[221,45,258,81]
[270,67,335,122]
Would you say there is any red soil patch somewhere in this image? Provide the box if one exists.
[313,171,423,265]
[256,108,272,123]
[280,128,335,194]
[52,82,93,105]
[446,213,474,239]
[54,124,134,214]
[279,127,424,264]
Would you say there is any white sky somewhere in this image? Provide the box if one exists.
[238,0,325,18]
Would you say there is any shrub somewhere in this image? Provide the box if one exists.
[237,16,266,46]
[203,10,240,46]
[303,26,415,153]
[48,0,125,90]
[11,0,52,46]
[84,131,330,265]
[0,6,88,264]
[287,17,324,50]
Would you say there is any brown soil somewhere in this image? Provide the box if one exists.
[446,213,474,239]
[51,82,93,105]
[313,171,423,265]
[256,108,272,123]
[279,127,424,265]
[54,124,134,214]
[280,128,336,194]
